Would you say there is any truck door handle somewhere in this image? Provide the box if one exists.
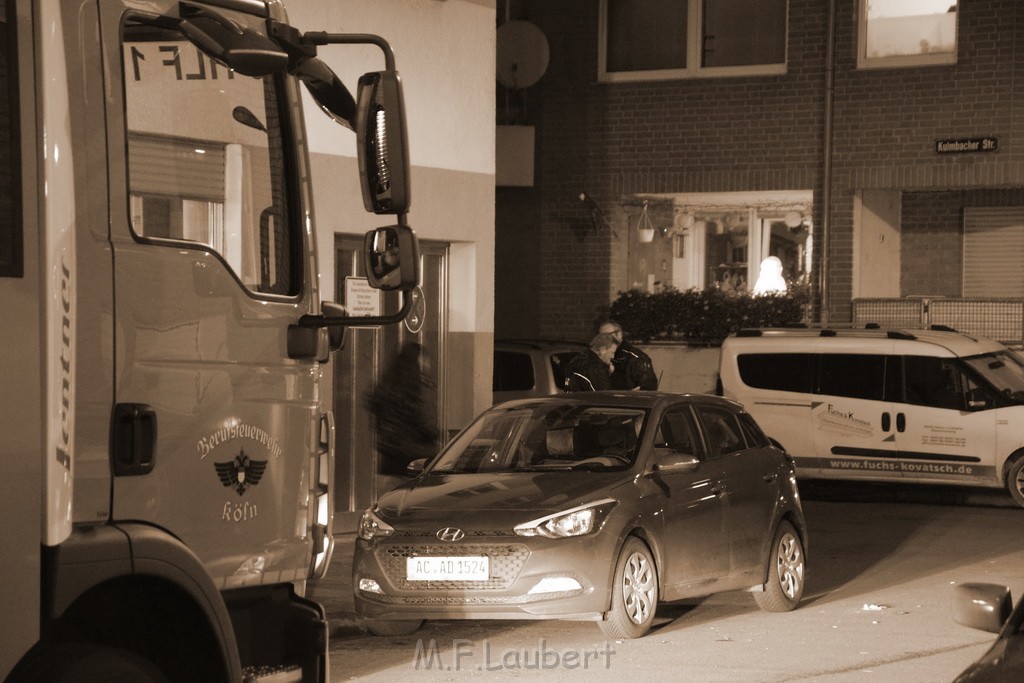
[112,403,157,476]
[896,412,906,432]
[881,412,891,432]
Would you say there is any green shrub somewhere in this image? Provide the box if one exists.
[606,287,809,345]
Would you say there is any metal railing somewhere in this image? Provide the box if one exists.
[852,297,1024,346]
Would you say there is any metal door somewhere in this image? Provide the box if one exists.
[333,235,447,517]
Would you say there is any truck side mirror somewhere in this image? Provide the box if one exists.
[178,3,289,77]
[356,71,410,215]
[364,225,418,292]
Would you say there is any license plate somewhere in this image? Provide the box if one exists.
[406,556,489,581]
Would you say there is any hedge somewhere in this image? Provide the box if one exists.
[605,287,809,345]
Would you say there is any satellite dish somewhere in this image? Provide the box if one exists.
[496,20,549,90]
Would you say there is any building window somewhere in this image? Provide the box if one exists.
[599,0,787,82]
[858,0,957,69]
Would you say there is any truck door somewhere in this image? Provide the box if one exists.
[895,356,995,486]
[101,1,323,582]
[810,350,902,481]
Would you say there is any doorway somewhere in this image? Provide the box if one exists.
[332,235,448,525]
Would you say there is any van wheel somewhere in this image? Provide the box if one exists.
[1007,458,1024,508]
[753,520,805,612]
[598,537,658,639]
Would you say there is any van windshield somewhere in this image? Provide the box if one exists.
[963,351,1024,400]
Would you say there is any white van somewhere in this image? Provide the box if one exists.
[719,327,1024,507]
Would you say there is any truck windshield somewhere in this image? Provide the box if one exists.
[121,15,297,296]
[962,351,1024,400]
[430,403,647,474]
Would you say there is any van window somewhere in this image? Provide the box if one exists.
[737,353,816,393]
[122,15,298,296]
[903,356,964,410]
[818,354,886,401]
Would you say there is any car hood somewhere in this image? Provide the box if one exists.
[375,471,629,527]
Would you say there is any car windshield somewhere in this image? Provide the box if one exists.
[430,402,647,474]
[962,350,1024,400]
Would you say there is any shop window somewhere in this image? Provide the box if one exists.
[600,0,787,82]
[858,0,957,69]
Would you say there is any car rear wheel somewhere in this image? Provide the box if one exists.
[1007,458,1024,508]
[754,520,804,612]
[599,537,658,639]
[364,619,424,637]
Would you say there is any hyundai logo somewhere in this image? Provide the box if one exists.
[436,527,465,542]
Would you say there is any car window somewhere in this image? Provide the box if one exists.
[550,351,581,391]
[695,406,746,459]
[654,408,702,458]
[493,350,535,392]
[431,403,647,473]
[737,412,770,449]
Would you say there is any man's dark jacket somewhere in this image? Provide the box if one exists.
[564,350,612,392]
[610,340,658,390]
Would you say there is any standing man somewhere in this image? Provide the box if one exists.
[598,318,659,390]
[564,333,618,391]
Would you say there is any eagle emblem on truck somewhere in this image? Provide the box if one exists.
[214,449,268,496]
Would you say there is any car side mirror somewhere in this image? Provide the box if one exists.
[406,458,428,477]
[652,448,700,474]
[953,583,1012,633]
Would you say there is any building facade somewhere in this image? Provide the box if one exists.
[496,0,1024,340]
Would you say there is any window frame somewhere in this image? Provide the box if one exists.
[857,0,958,70]
[119,11,304,300]
[0,0,21,278]
[598,0,788,83]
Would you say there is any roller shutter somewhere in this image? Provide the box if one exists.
[963,207,1024,297]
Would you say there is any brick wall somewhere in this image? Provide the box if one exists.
[498,0,1024,338]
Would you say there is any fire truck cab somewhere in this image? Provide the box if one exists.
[1,0,417,680]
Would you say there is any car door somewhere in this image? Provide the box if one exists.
[695,405,778,574]
[895,356,996,485]
[810,350,902,481]
[102,2,322,582]
[651,406,729,587]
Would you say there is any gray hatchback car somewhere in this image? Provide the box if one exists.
[353,391,808,639]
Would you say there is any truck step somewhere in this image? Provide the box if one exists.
[242,664,303,683]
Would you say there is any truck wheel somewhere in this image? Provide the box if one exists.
[598,537,658,639]
[365,619,424,637]
[9,642,168,683]
[1007,458,1024,508]
[753,520,805,612]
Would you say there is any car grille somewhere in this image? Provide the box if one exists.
[378,543,529,591]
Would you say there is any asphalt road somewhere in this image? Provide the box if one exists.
[311,484,1024,682]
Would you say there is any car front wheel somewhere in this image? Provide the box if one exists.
[599,537,658,639]
[1007,458,1024,508]
[754,520,805,612]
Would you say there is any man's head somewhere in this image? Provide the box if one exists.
[590,332,619,365]
[598,318,624,344]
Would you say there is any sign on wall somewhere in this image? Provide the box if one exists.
[935,138,998,154]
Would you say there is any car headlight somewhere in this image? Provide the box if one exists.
[357,509,395,541]
[514,499,617,539]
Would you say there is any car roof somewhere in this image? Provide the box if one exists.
[723,326,1008,358]
[493,390,745,412]
[495,338,588,351]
